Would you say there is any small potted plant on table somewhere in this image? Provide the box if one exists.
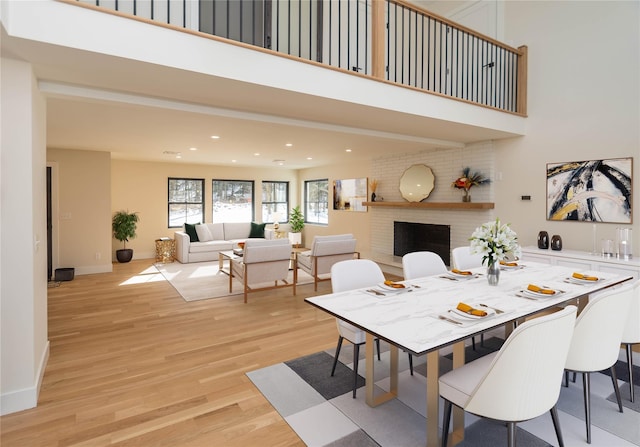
[288,206,305,247]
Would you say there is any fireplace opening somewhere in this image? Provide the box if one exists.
[394,221,451,266]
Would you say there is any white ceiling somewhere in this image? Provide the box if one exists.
[2,8,522,170]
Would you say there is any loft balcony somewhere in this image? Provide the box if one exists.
[1,0,528,165]
[68,0,527,116]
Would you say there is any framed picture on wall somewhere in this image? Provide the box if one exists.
[546,157,632,223]
[333,178,368,212]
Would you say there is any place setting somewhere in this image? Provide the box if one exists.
[515,283,565,300]
[564,271,602,285]
[436,301,500,326]
[498,260,525,271]
[439,268,481,281]
[364,280,415,297]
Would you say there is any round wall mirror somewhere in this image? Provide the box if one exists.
[399,164,435,202]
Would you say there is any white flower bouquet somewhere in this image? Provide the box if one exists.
[469,218,521,266]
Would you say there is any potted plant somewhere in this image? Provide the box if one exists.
[288,206,304,247]
[112,210,139,263]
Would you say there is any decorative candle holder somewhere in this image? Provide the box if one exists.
[617,228,633,260]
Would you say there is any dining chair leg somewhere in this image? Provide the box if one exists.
[625,343,635,402]
[375,338,381,361]
[581,372,592,444]
[331,336,344,376]
[507,421,516,447]
[441,400,452,447]
[352,343,360,398]
[609,365,623,412]
[471,336,476,351]
[408,353,413,376]
[550,405,565,447]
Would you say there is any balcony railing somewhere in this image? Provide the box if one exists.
[68,0,527,115]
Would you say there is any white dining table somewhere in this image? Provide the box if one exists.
[305,261,633,447]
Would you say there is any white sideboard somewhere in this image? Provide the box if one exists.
[521,246,640,280]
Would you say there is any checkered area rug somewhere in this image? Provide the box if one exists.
[247,338,640,446]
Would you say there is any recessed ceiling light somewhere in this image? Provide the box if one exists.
[189,147,197,151]
[273,159,285,166]
[345,148,352,152]
[254,153,260,156]
[285,143,293,147]
[231,159,237,163]
[211,135,220,139]
[176,155,182,159]
[307,157,313,160]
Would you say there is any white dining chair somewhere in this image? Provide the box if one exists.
[402,251,447,279]
[330,259,411,397]
[563,281,635,444]
[621,280,639,402]
[439,305,578,447]
[451,246,484,271]
[402,251,448,374]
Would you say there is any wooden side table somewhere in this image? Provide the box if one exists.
[155,238,176,263]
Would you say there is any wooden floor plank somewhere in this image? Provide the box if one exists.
[1,259,367,447]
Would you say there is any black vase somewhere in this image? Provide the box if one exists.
[537,231,549,249]
[371,192,376,202]
[551,235,562,251]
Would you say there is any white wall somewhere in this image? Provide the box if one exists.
[47,149,113,274]
[494,1,639,254]
[1,58,49,415]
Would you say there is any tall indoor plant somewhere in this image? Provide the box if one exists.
[288,206,304,247]
[112,210,139,263]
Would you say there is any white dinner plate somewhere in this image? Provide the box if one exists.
[521,288,558,298]
[500,263,522,270]
[446,271,475,280]
[566,276,601,285]
[378,282,407,292]
[450,307,495,320]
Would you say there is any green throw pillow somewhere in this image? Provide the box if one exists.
[249,222,266,238]
[184,223,200,242]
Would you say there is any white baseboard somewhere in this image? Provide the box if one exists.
[1,341,49,415]
[74,264,113,275]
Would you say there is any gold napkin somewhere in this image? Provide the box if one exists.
[383,280,405,289]
[500,261,518,267]
[572,272,599,281]
[527,284,556,294]
[451,268,473,276]
[456,302,488,317]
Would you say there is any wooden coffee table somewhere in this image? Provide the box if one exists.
[218,250,241,275]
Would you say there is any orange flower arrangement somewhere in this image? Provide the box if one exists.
[452,167,489,201]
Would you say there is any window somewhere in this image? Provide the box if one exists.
[168,178,204,228]
[262,181,289,223]
[212,179,254,222]
[304,179,329,224]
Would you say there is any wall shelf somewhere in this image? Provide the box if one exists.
[363,201,494,210]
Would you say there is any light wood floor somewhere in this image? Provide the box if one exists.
[1,260,369,447]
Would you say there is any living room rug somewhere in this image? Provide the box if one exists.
[155,260,314,302]
[247,338,640,447]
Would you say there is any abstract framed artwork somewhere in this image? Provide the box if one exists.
[546,157,632,223]
[333,178,368,212]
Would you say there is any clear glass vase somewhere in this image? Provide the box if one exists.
[487,261,500,286]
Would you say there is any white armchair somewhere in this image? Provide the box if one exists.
[229,239,295,303]
[297,234,359,291]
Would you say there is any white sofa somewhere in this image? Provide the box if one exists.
[174,222,289,263]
